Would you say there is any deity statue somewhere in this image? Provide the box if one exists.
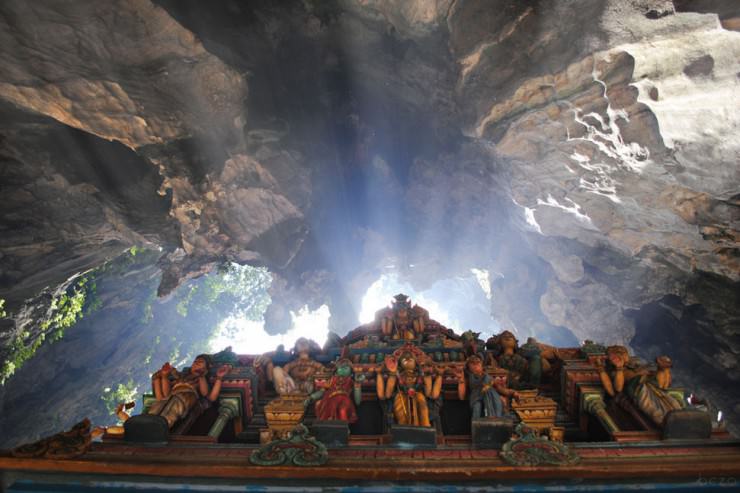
[458,354,520,418]
[597,346,683,427]
[376,349,443,427]
[518,337,561,385]
[307,358,363,423]
[380,294,427,341]
[491,330,530,389]
[148,355,231,429]
[255,338,325,395]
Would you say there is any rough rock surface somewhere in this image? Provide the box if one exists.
[0,0,738,438]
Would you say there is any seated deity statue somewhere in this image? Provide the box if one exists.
[381,294,427,341]
[458,355,520,418]
[375,351,443,427]
[148,355,231,429]
[518,337,561,385]
[598,346,683,427]
[255,338,325,395]
[307,358,363,423]
[491,330,530,389]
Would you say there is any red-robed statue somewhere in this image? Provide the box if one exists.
[307,358,364,423]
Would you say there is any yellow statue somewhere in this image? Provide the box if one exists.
[375,349,443,427]
[254,338,325,395]
[380,294,427,341]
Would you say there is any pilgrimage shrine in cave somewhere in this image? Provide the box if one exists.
[1,294,738,490]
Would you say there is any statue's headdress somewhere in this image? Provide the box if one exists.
[392,293,412,309]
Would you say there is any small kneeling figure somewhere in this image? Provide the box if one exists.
[459,355,519,418]
[308,358,362,423]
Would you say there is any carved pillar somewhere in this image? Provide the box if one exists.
[580,386,620,435]
[208,397,241,439]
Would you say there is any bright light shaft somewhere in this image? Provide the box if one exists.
[358,273,453,328]
[209,305,330,354]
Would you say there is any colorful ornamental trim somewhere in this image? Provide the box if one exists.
[500,424,580,467]
[249,424,328,467]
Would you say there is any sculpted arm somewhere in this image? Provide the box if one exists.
[354,372,364,406]
[613,368,625,393]
[431,373,443,400]
[457,370,466,401]
[207,365,230,402]
[423,374,433,397]
[161,371,172,398]
[385,375,397,400]
[381,317,392,337]
[375,367,385,399]
[598,367,615,397]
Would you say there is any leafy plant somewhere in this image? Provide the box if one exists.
[1,277,89,384]
[174,263,271,322]
[40,278,88,341]
[101,379,139,417]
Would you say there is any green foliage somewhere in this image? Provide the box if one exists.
[1,331,43,385]
[1,277,91,384]
[85,280,102,315]
[176,285,199,317]
[101,379,139,417]
[174,263,271,322]
[140,289,156,325]
[39,278,88,341]
[0,299,6,319]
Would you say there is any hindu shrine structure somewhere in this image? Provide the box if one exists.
[1,294,739,490]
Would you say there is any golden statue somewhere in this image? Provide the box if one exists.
[255,338,325,395]
[597,346,683,427]
[380,294,427,341]
[375,347,442,427]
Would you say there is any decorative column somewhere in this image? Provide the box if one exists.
[208,397,241,439]
[580,386,620,435]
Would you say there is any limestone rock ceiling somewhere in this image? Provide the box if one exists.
[0,0,738,426]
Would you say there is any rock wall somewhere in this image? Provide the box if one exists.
[0,0,738,434]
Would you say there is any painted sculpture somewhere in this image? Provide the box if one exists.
[492,330,530,388]
[255,337,325,395]
[380,294,428,341]
[597,345,683,426]
[458,354,520,418]
[148,355,231,429]
[376,346,442,427]
[79,293,716,453]
[309,358,363,423]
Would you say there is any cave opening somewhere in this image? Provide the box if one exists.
[0,1,738,480]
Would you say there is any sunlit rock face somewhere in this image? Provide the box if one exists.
[0,0,738,439]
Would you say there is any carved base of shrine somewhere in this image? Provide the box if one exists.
[391,425,437,448]
[311,420,349,447]
[123,415,169,444]
[662,408,712,440]
[471,417,513,449]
